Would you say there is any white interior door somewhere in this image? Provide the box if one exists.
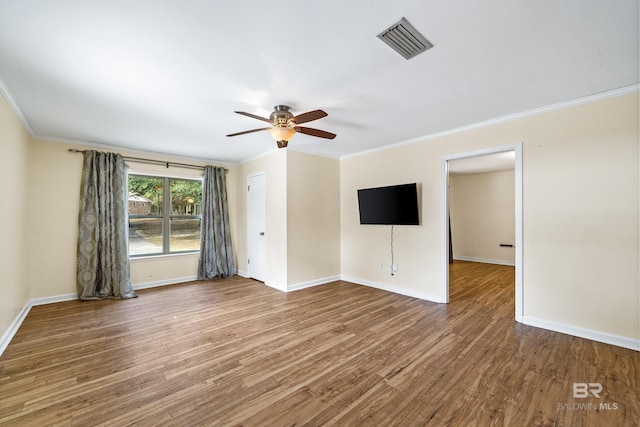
[247,173,266,282]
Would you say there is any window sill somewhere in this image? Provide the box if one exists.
[130,252,200,262]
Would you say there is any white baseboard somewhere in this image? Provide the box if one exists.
[341,275,444,303]
[0,302,32,357]
[31,293,78,306]
[0,276,199,358]
[1,291,81,356]
[262,275,341,293]
[236,270,249,278]
[287,275,341,292]
[522,316,640,352]
[264,280,287,292]
[132,276,197,290]
[5,279,637,358]
[453,256,515,266]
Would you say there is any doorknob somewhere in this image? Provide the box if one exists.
[259,232,265,236]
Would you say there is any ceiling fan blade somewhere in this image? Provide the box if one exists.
[226,127,272,137]
[293,126,336,139]
[292,109,327,125]
[234,111,272,124]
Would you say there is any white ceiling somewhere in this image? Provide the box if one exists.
[448,151,515,176]
[0,1,637,164]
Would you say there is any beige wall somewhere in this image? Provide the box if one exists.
[27,140,83,297]
[522,94,638,338]
[341,92,639,340]
[0,94,31,339]
[27,139,237,298]
[287,150,340,285]
[2,89,637,348]
[341,144,439,297]
[450,170,515,264]
[236,150,288,287]
[235,149,340,289]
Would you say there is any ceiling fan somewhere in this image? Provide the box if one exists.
[226,105,336,148]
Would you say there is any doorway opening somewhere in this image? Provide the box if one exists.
[441,143,523,322]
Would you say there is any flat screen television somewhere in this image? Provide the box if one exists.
[357,183,420,225]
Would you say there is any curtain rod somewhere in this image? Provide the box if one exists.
[67,148,228,172]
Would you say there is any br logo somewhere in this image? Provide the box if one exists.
[573,383,603,398]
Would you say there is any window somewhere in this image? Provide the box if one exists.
[128,175,203,256]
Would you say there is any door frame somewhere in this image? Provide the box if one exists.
[247,172,266,282]
[441,142,523,322]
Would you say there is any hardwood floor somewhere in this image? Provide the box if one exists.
[0,261,637,426]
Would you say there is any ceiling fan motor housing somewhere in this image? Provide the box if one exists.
[270,105,294,125]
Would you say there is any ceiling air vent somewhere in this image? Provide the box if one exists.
[377,17,433,60]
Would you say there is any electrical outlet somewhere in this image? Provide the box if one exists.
[380,262,385,269]
[391,263,398,272]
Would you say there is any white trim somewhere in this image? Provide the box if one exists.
[236,270,250,278]
[130,252,200,263]
[4,279,638,358]
[0,277,202,357]
[127,169,204,181]
[13,81,635,166]
[41,136,235,168]
[132,276,197,290]
[0,303,32,356]
[0,75,34,135]
[453,256,515,266]
[443,143,522,162]
[341,275,444,303]
[287,275,341,292]
[523,316,640,352]
[341,84,639,160]
[247,171,267,283]
[442,143,524,321]
[514,143,523,322]
[6,76,634,166]
[31,293,77,306]
[441,159,450,304]
[0,291,79,356]
[264,280,287,292]
[260,276,341,293]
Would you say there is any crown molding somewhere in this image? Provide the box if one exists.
[34,134,236,168]
[0,75,34,135]
[4,74,637,165]
[0,78,235,167]
[341,84,640,160]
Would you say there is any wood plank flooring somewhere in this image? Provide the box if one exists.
[0,261,638,426]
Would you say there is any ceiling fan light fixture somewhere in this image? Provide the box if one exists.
[269,126,296,143]
[229,105,334,148]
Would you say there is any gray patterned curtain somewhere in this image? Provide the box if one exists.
[198,165,235,279]
[76,150,136,300]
